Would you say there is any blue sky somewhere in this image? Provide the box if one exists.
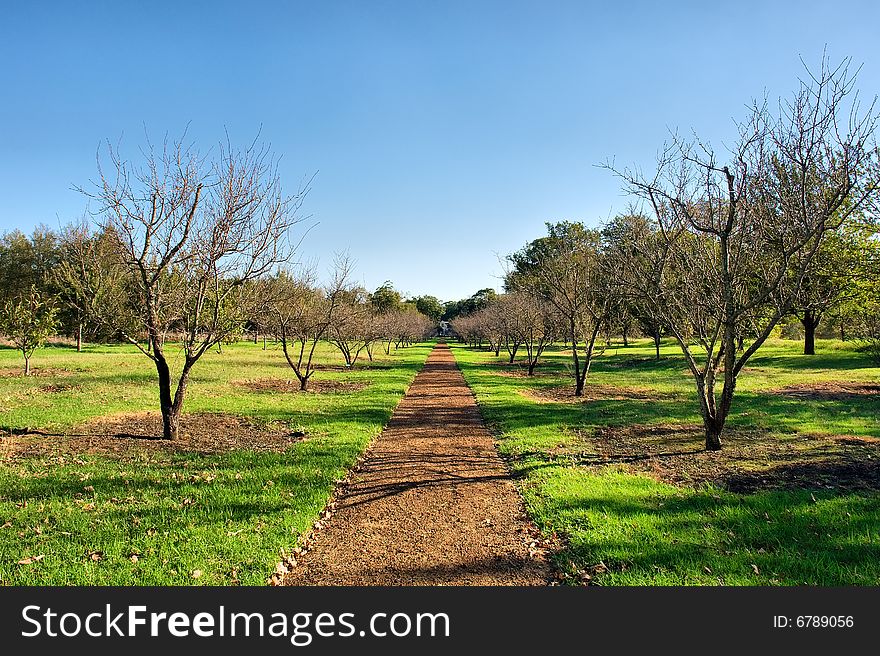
[2,1,879,301]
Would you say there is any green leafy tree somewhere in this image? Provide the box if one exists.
[0,227,60,305]
[0,286,59,375]
[414,295,443,322]
[792,216,879,354]
[369,281,402,314]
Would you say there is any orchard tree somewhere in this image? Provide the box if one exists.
[84,133,308,439]
[325,255,376,367]
[0,286,59,375]
[263,270,324,390]
[507,291,557,374]
[54,222,129,351]
[507,222,618,396]
[601,213,668,360]
[607,56,880,450]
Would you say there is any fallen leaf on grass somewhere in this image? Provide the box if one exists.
[88,551,103,562]
[751,564,760,575]
[191,569,202,579]
[0,521,12,529]
[18,555,44,565]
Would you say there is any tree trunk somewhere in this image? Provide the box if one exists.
[622,325,629,347]
[24,354,31,376]
[698,389,724,451]
[528,360,537,376]
[76,322,83,352]
[155,355,178,440]
[704,421,723,451]
[654,329,661,361]
[802,310,819,355]
[253,330,258,344]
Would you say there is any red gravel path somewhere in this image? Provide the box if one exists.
[283,343,550,585]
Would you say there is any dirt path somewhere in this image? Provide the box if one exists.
[283,342,550,585]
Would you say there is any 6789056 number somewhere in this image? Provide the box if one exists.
[797,616,853,628]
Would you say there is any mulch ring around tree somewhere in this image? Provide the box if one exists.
[768,381,880,401]
[235,378,369,394]
[521,383,674,402]
[0,412,306,461]
[559,423,880,494]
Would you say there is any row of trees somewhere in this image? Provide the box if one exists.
[454,57,880,452]
[0,138,435,439]
[264,261,434,392]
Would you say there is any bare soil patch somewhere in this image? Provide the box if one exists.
[0,367,75,378]
[1,412,303,460]
[236,378,368,394]
[769,382,880,401]
[564,423,880,493]
[522,383,672,403]
[282,343,551,586]
[493,368,555,378]
[309,362,392,371]
[38,383,82,394]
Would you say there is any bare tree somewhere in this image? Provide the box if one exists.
[601,213,668,360]
[324,255,375,367]
[264,268,334,390]
[506,291,557,375]
[507,222,617,396]
[607,56,880,450]
[83,133,308,439]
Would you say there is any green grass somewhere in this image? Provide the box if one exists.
[452,338,880,585]
[0,340,432,585]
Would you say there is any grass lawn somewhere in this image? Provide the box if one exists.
[452,338,880,585]
[0,340,432,585]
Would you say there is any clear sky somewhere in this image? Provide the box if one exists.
[2,1,879,302]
